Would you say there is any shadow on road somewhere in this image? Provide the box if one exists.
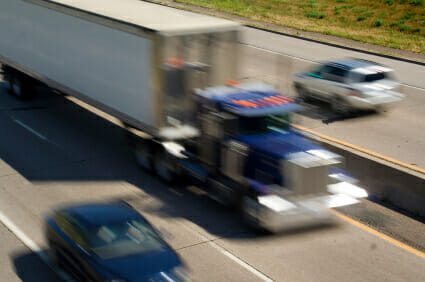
[12,250,59,282]
[297,99,378,124]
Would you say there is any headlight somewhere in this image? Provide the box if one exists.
[257,195,296,212]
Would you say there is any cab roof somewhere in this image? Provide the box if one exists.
[46,0,239,35]
[326,59,389,70]
[196,82,302,117]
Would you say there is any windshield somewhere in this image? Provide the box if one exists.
[88,219,167,260]
[238,114,291,134]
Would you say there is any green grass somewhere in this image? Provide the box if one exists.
[176,0,425,54]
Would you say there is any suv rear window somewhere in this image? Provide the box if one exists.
[351,70,393,82]
[363,72,388,82]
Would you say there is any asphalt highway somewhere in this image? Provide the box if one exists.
[0,84,424,281]
[238,28,425,168]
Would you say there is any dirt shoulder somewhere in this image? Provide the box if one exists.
[147,0,425,65]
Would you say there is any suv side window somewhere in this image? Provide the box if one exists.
[322,65,347,83]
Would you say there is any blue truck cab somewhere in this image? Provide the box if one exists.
[135,82,367,232]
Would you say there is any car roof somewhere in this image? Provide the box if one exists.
[325,59,381,70]
[60,203,143,229]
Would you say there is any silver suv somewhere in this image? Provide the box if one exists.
[294,59,404,113]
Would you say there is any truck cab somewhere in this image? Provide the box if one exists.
[163,82,368,232]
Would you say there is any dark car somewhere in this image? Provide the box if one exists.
[45,202,188,282]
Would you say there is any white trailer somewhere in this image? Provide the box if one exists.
[0,0,240,137]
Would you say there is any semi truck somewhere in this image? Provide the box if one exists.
[0,0,367,232]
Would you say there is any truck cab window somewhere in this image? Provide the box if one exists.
[238,114,291,134]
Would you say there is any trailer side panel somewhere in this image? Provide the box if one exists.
[0,0,157,128]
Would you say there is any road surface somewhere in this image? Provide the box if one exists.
[238,27,425,168]
[0,85,424,281]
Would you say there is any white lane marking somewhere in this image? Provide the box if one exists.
[160,271,175,282]
[0,210,74,282]
[13,119,48,141]
[179,222,274,282]
[0,211,41,252]
[241,42,314,63]
[242,43,425,91]
[403,84,425,91]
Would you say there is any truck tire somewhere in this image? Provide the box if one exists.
[135,144,153,172]
[9,73,33,99]
[153,151,179,183]
[2,74,11,92]
[208,178,239,208]
[241,196,268,233]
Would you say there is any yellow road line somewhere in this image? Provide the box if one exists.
[293,124,425,175]
[332,210,425,260]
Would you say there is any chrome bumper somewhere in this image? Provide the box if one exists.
[247,182,367,233]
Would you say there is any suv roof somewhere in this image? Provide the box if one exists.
[327,59,379,70]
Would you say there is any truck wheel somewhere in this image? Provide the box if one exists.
[3,76,11,92]
[153,151,177,183]
[10,76,23,97]
[9,75,32,99]
[135,145,153,171]
[208,178,239,208]
[241,196,267,233]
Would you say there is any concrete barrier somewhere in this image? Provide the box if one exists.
[300,127,425,217]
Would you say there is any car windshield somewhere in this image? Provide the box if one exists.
[238,114,291,134]
[88,219,167,260]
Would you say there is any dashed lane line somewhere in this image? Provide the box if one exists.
[332,210,425,260]
[178,221,274,282]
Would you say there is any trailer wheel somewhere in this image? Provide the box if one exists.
[10,76,23,97]
[2,75,11,92]
[153,151,177,183]
[9,74,33,99]
[135,145,153,171]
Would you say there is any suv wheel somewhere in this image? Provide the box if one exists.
[331,96,350,114]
